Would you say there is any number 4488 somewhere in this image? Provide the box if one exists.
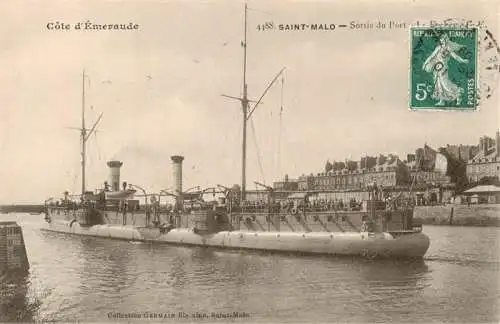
[415,83,433,101]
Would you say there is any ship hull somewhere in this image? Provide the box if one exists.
[41,219,430,258]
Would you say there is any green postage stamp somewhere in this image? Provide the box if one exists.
[410,27,478,110]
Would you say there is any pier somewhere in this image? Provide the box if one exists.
[0,222,29,275]
[0,205,44,214]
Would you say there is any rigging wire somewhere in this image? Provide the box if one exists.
[250,116,266,184]
[248,71,286,186]
[71,155,79,195]
[277,74,284,178]
[93,130,103,162]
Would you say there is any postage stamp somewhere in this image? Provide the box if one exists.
[410,27,478,110]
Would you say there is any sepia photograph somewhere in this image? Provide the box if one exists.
[0,0,498,322]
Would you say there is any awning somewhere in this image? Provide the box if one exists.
[287,192,308,199]
[183,192,202,201]
[463,185,500,194]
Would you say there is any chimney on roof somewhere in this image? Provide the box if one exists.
[496,131,500,157]
[483,137,489,156]
[377,155,387,165]
[360,157,366,169]
[366,156,377,169]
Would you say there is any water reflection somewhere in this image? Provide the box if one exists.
[3,214,499,323]
[0,271,38,322]
[78,237,136,292]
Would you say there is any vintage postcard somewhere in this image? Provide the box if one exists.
[0,0,499,323]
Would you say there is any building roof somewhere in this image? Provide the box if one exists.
[469,145,498,163]
[463,185,500,194]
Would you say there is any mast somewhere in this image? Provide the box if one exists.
[81,70,87,197]
[241,3,248,201]
[222,3,285,202]
[70,70,103,199]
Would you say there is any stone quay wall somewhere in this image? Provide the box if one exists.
[414,204,500,227]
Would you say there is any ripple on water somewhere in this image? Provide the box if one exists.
[2,215,499,323]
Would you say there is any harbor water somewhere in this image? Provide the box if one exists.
[1,213,499,323]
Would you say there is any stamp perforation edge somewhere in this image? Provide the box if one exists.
[408,25,479,112]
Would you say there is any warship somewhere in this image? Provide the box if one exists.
[43,4,430,258]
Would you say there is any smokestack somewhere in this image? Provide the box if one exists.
[107,161,123,191]
[171,155,184,209]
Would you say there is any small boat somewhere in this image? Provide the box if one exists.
[104,189,137,200]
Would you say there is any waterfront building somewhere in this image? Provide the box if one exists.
[463,185,500,204]
[273,174,299,191]
[441,144,478,162]
[289,154,411,192]
[406,157,451,185]
[297,175,315,191]
[466,131,500,183]
[274,145,459,204]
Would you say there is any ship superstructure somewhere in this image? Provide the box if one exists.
[45,153,429,258]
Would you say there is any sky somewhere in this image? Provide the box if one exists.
[0,0,499,203]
